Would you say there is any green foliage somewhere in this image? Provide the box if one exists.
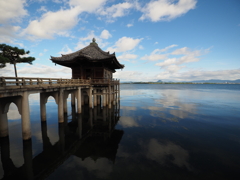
[0,44,35,77]
[0,44,35,66]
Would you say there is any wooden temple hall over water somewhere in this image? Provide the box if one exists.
[0,38,124,140]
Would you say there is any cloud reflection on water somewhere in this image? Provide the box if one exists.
[7,104,21,120]
[146,139,191,170]
[119,116,139,128]
[76,157,113,179]
[121,88,198,122]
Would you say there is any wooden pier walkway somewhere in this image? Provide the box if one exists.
[0,77,120,140]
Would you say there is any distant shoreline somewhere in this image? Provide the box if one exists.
[121,82,240,84]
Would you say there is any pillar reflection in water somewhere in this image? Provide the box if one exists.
[0,97,123,180]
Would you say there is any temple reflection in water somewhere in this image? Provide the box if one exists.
[0,100,122,180]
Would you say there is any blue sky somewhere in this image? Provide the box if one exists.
[0,0,239,81]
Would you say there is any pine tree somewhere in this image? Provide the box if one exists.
[0,44,35,77]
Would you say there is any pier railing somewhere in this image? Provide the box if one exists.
[0,77,119,90]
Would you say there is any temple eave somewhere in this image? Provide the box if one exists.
[51,57,124,69]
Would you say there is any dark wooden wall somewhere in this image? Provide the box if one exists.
[71,67,113,79]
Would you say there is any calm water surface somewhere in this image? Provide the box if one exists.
[0,84,240,180]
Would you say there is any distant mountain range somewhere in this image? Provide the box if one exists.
[157,79,240,83]
[183,79,240,83]
[122,79,240,84]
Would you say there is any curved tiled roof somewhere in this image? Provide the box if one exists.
[51,41,115,61]
[50,39,124,69]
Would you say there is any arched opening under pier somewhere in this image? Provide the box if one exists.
[6,103,24,170]
[45,96,59,145]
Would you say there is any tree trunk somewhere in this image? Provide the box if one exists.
[13,62,19,86]
[13,62,18,78]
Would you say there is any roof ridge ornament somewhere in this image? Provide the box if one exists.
[90,37,98,46]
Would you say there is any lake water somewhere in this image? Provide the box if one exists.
[0,84,240,180]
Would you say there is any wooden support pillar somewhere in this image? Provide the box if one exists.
[93,89,97,106]
[94,107,97,122]
[84,95,88,105]
[58,89,64,123]
[58,123,65,153]
[108,107,112,131]
[103,89,106,106]
[81,93,84,106]
[115,84,117,100]
[89,108,93,127]
[21,91,31,140]
[108,85,112,108]
[97,104,101,115]
[23,140,34,180]
[41,121,51,151]
[103,107,106,121]
[89,87,93,108]
[77,113,82,139]
[77,87,82,114]
[71,104,76,121]
[116,84,118,100]
[0,136,10,173]
[117,99,120,118]
[71,92,75,106]
[106,88,108,105]
[113,85,116,105]
[97,90,101,105]
[0,111,8,137]
[118,84,120,101]
[113,86,115,103]
[63,93,68,114]
[40,93,47,122]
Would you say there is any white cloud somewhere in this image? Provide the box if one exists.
[155,47,209,73]
[118,54,138,61]
[100,29,112,39]
[22,0,108,40]
[15,64,72,78]
[141,54,167,61]
[140,0,197,22]
[156,68,240,81]
[79,30,96,42]
[59,45,73,55]
[155,58,177,67]
[98,2,133,22]
[0,0,28,23]
[0,64,14,76]
[127,23,133,27]
[160,44,178,52]
[165,64,184,73]
[52,0,65,3]
[22,7,80,39]
[69,0,107,12]
[75,30,108,50]
[38,49,48,56]
[37,6,47,12]
[0,25,21,43]
[171,47,190,55]
[141,44,177,61]
[107,37,143,53]
[113,70,156,82]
